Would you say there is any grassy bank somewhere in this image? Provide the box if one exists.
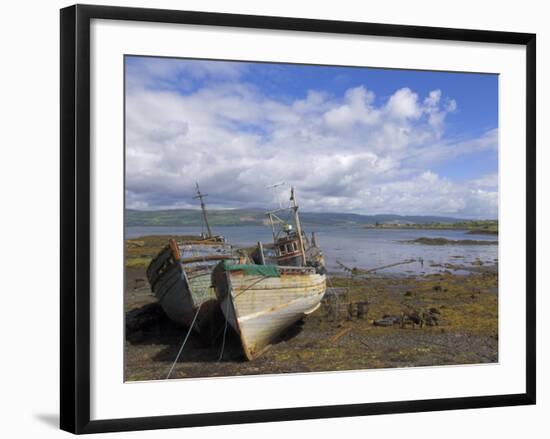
[125,234,201,269]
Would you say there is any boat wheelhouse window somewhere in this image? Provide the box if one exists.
[292,242,298,251]
[279,244,286,254]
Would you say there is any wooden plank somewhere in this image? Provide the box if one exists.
[329,327,351,343]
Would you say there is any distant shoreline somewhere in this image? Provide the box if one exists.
[402,237,498,246]
[362,224,498,235]
[364,226,498,235]
[126,223,498,234]
[125,208,497,230]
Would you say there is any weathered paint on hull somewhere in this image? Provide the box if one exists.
[215,270,326,360]
[146,243,224,332]
[186,270,218,304]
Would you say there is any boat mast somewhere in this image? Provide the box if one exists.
[193,183,213,238]
[290,187,307,265]
[267,212,277,243]
[266,182,286,244]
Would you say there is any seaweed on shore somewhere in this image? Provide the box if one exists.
[124,264,499,380]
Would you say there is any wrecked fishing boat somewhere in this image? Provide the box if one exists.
[146,184,237,334]
[212,187,326,360]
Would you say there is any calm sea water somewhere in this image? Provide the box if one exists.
[126,225,498,276]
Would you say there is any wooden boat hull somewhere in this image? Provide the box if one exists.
[146,240,232,333]
[213,264,326,360]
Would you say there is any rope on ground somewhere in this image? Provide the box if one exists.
[217,299,231,362]
[165,302,203,380]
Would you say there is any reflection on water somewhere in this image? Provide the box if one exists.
[126,225,498,276]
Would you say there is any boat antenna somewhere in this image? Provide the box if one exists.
[266,181,286,210]
[193,182,213,238]
[290,187,307,265]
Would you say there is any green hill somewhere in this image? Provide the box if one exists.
[125,208,492,228]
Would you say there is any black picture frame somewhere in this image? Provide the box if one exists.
[60,4,536,434]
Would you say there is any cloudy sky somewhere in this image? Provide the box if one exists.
[125,56,498,219]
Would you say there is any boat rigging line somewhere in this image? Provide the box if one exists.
[217,298,231,362]
[165,301,203,379]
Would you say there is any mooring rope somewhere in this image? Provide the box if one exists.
[217,298,231,362]
[165,302,203,380]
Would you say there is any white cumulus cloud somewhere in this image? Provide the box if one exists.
[125,62,498,219]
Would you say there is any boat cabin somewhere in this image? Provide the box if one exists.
[275,225,305,266]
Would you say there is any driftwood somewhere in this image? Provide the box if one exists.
[329,327,352,343]
[336,259,418,276]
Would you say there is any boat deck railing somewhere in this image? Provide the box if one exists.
[277,265,317,275]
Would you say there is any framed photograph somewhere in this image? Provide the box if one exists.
[60,4,536,434]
